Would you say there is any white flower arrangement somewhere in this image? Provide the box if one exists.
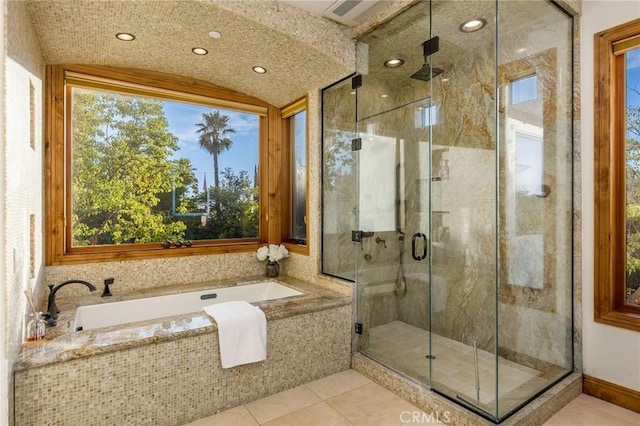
[256,244,290,263]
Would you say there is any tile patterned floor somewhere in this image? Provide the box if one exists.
[544,394,640,426]
[184,369,640,425]
[185,370,428,426]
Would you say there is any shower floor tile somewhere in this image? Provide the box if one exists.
[363,320,543,412]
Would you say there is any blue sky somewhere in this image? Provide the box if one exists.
[629,48,640,107]
[163,101,259,192]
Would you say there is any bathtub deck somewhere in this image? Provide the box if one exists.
[15,275,353,426]
[16,275,350,370]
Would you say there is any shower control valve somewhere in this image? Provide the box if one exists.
[375,236,387,248]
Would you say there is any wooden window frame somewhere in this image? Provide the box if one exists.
[594,18,640,331]
[280,96,309,255]
[45,64,278,265]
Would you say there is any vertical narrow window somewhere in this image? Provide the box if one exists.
[29,81,35,151]
[623,42,640,306]
[291,110,307,240]
[594,19,640,331]
[281,97,308,252]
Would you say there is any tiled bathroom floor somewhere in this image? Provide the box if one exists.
[544,394,640,426]
[184,369,640,426]
[185,369,423,426]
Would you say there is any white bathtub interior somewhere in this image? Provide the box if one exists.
[73,281,303,331]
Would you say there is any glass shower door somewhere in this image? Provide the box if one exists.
[354,97,432,385]
[425,0,574,421]
[427,0,500,419]
[353,0,434,393]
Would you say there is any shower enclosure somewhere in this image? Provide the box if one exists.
[322,0,573,422]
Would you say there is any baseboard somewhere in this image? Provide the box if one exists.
[583,375,640,413]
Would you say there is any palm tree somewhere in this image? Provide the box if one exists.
[195,111,235,188]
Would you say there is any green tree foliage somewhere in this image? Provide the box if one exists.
[626,103,640,297]
[195,111,235,188]
[323,130,355,189]
[156,157,199,215]
[182,168,259,240]
[71,88,193,245]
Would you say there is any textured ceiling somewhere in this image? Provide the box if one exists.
[25,0,357,107]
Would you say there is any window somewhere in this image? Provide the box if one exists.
[509,74,537,104]
[419,104,438,127]
[45,65,272,264]
[594,19,640,331]
[281,96,308,253]
[625,46,640,306]
[291,110,307,241]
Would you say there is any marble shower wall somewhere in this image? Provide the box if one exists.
[434,9,572,366]
[494,1,574,369]
[339,0,575,371]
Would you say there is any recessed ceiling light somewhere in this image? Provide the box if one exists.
[380,94,389,98]
[115,33,135,41]
[441,78,450,82]
[208,30,222,39]
[252,66,267,74]
[384,58,405,68]
[460,18,486,33]
[192,47,208,55]
[516,47,527,54]
[349,91,356,95]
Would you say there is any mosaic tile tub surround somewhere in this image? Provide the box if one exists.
[14,277,352,425]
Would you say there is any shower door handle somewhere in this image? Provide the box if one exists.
[411,233,427,261]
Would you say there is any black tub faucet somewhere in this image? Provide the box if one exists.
[45,279,97,326]
[102,278,115,297]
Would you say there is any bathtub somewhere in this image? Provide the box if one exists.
[16,277,352,425]
[73,280,303,331]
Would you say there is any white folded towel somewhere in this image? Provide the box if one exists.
[203,301,267,369]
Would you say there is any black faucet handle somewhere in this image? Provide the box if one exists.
[102,278,115,297]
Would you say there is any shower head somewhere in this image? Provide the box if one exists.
[410,64,443,82]
[410,36,442,82]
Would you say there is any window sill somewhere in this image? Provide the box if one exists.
[49,243,264,265]
[595,310,640,333]
[283,241,309,256]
